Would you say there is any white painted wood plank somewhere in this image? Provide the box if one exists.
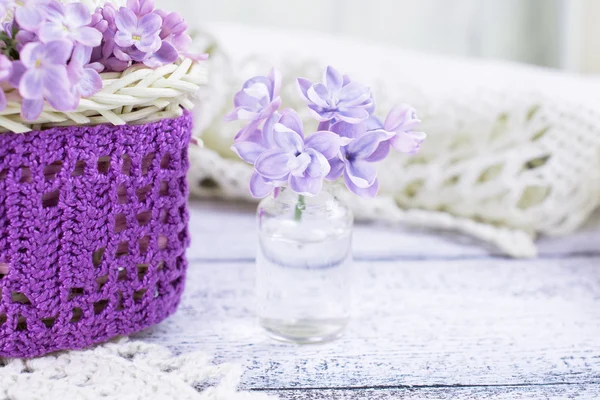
[133,256,600,389]
[187,200,600,260]
[269,385,600,400]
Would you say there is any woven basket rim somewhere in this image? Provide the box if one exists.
[0,57,207,134]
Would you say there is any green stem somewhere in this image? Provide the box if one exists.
[294,195,305,221]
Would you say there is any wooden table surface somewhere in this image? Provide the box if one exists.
[134,200,600,399]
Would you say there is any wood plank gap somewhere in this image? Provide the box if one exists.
[252,381,600,392]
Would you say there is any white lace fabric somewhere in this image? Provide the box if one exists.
[0,338,272,400]
[188,23,600,258]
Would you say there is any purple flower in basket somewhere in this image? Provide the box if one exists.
[297,66,373,124]
[114,6,162,53]
[224,68,282,123]
[0,54,12,111]
[327,121,394,197]
[127,0,155,17]
[16,39,76,121]
[68,45,103,100]
[250,110,346,197]
[12,0,51,31]
[38,2,103,47]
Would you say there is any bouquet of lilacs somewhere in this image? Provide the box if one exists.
[226,66,426,200]
[0,0,205,121]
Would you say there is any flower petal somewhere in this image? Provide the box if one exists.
[330,121,366,139]
[250,172,273,198]
[305,131,345,159]
[231,141,266,164]
[255,149,292,180]
[338,81,370,106]
[344,173,379,198]
[21,99,44,121]
[278,109,303,138]
[384,104,421,132]
[0,90,7,112]
[143,41,178,67]
[139,12,162,35]
[390,131,427,154]
[65,3,92,27]
[268,67,281,99]
[44,66,76,111]
[296,77,312,100]
[304,148,331,178]
[45,40,74,65]
[38,22,68,43]
[273,123,304,153]
[336,107,369,123]
[116,7,137,32]
[78,68,103,97]
[19,42,43,69]
[324,65,343,94]
[15,7,43,31]
[365,141,391,162]
[72,26,103,47]
[325,157,345,181]
[346,160,377,188]
[8,61,27,87]
[347,129,394,160]
[307,83,330,108]
[289,174,323,197]
[19,69,44,99]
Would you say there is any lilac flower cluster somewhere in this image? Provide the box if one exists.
[227,66,426,198]
[0,0,206,121]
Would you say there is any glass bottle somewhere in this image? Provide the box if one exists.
[256,188,354,343]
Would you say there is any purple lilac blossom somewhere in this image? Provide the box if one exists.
[326,121,394,198]
[382,104,427,154]
[224,68,282,123]
[68,44,103,102]
[297,65,373,123]
[14,0,51,31]
[114,6,162,53]
[249,110,346,197]
[18,40,76,120]
[39,3,102,47]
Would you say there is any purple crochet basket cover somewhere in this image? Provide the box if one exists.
[0,113,192,358]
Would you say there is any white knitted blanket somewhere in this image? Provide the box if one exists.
[0,338,272,400]
[188,23,600,258]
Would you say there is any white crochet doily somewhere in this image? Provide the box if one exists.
[0,338,272,400]
[188,23,600,258]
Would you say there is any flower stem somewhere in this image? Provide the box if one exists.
[294,195,305,221]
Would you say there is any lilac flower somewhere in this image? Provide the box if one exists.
[224,68,282,123]
[17,40,76,121]
[91,3,130,72]
[0,55,12,111]
[250,110,346,197]
[297,66,373,123]
[68,45,102,101]
[126,0,154,17]
[382,104,427,154]
[39,2,103,47]
[114,6,162,53]
[327,122,394,198]
[14,0,51,32]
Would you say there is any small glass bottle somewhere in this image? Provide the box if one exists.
[256,188,354,343]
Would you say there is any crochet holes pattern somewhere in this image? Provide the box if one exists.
[0,113,192,357]
[71,160,86,177]
[42,190,60,208]
[97,156,111,174]
[115,213,127,233]
[43,161,63,181]
[92,248,105,267]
